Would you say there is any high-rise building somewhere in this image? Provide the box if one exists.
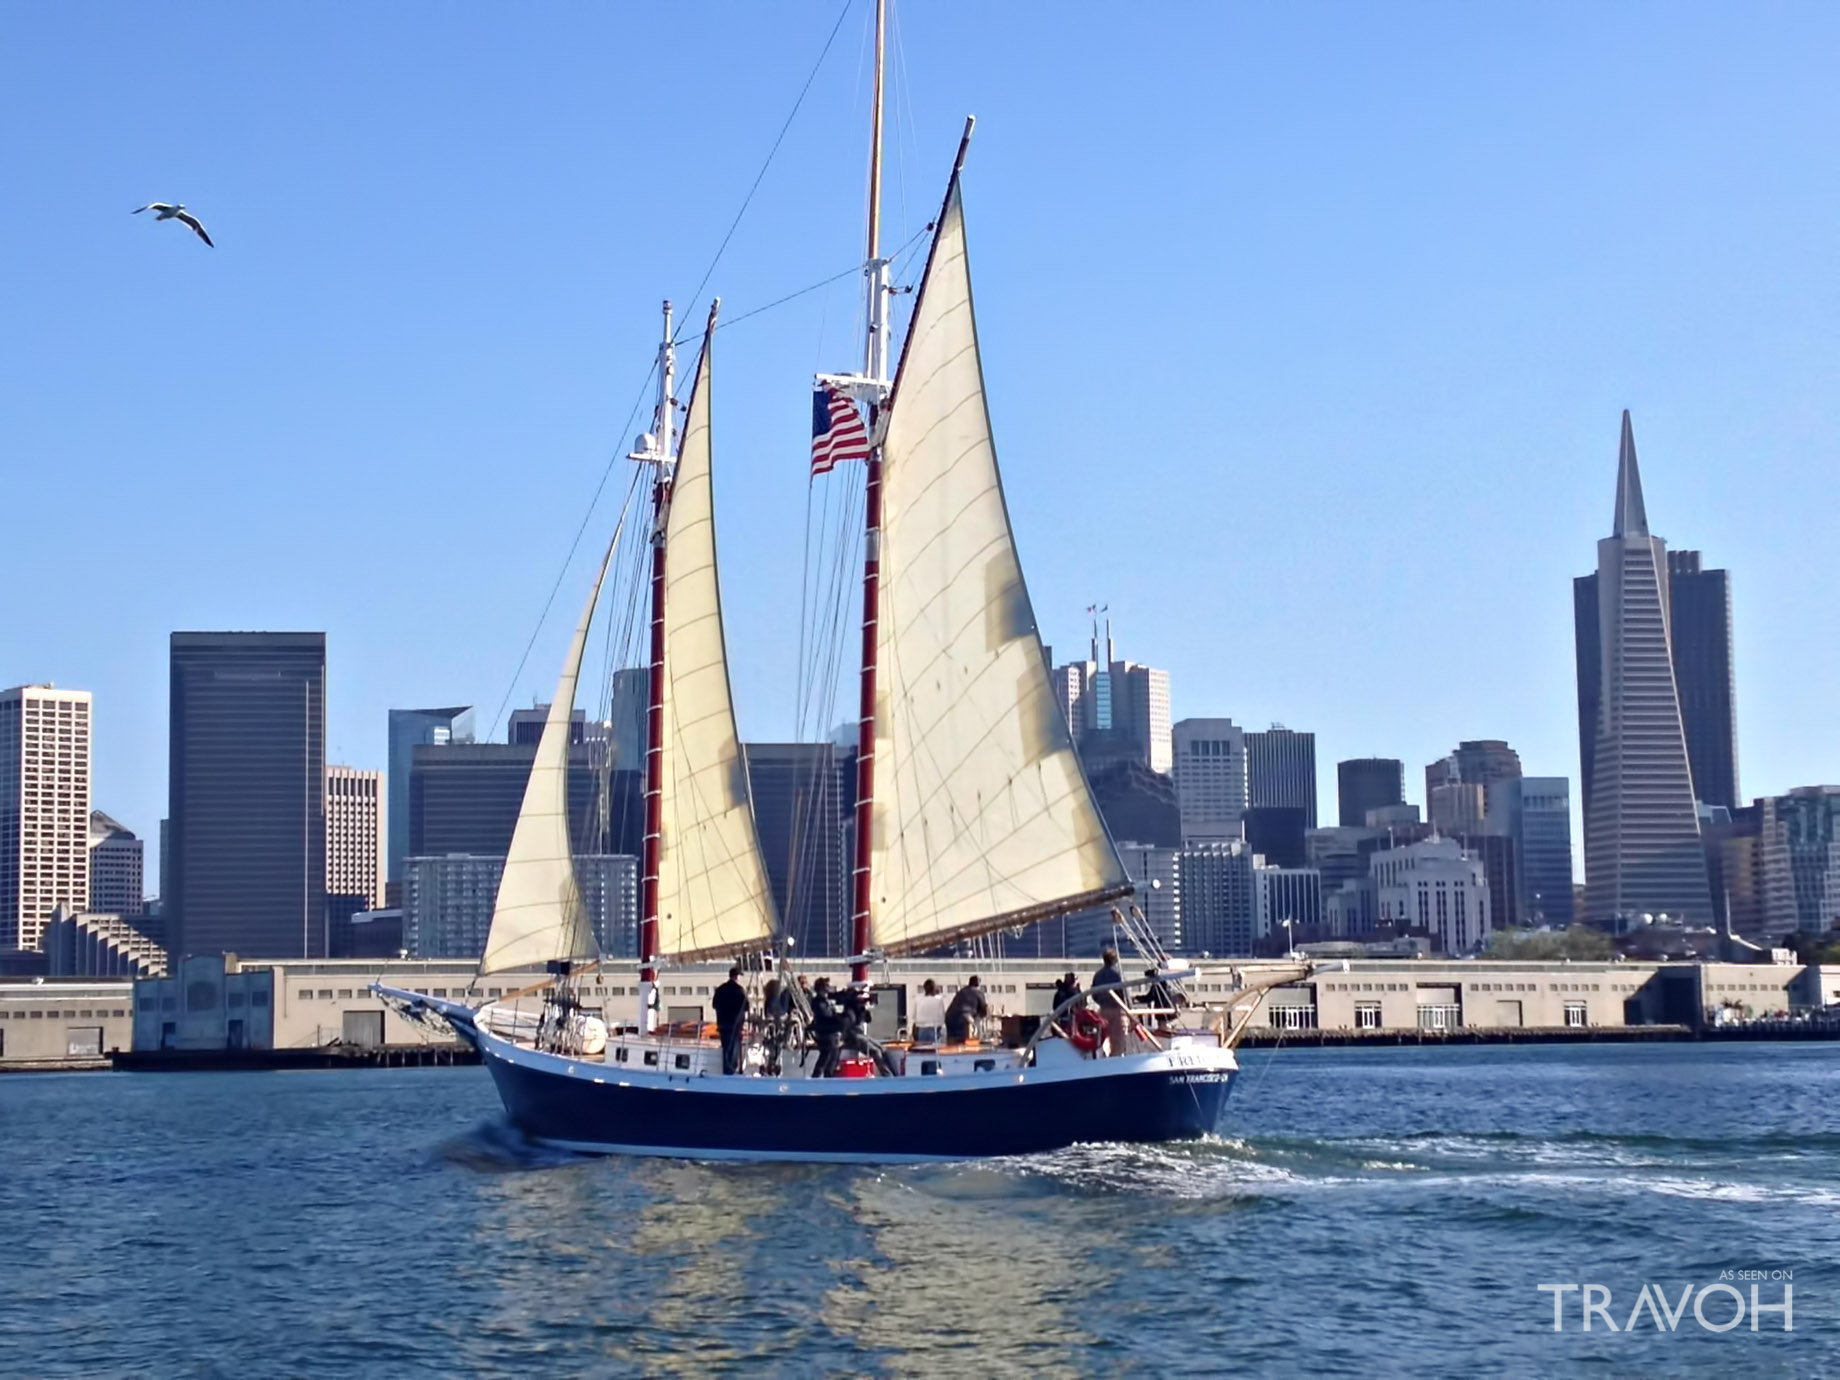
[403,852,637,959]
[1337,758,1403,829]
[1256,865,1324,942]
[1424,741,1522,823]
[1086,761,1181,849]
[1050,618,1171,774]
[1372,837,1494,954]
[1757,787,1840,937]
[1116,842,1180,954]
[1575,415,1713,926]
[1486,777,1575,927]
[1428,782,1486,836]
[507,704,588,747]
[1246,726,1317,828]
[1,686,92,950]
[1172,719,1247,842]
[743,743,851,958]
[1578,552,1740,815]
[1242,805,1307,868]
[168,632,327,960]
[386,707,473,884]
[407,742,613,859]
[1178,840,1258,956]
[326,766,384,909]
[87,810,144,919]
[606,668,648,774]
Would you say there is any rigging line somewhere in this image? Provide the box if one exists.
[673,0,858,333]
[485,368,656,744]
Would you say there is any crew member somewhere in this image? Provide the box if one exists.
[838,985,896,1076]
[810,977,843,1078]
[1091,948,1130,1056]
[1051,971,1082,1014]
[712,966,750,1075]
[944,976,988,1044]
[912,979,947,1045]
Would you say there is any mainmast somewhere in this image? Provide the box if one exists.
[632,300,676,1035]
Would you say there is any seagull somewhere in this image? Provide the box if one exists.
[132,202,214,248]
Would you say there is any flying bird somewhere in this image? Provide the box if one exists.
[132,202,214,248]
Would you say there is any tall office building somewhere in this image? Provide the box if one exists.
[1578,553,1739,816]
[1256,865,1324,941]
[1372,837,1494,954]
[1337,758,1403,829]
[1428,782,1486,836]
[1050,619,1172,774]
[407,742,613,859]
[1246,726,1317,829]
[87,810,144,918]
[507,704,590,747]
[1576,415,1713,925]
[1172,719,1248,842]
[1757,787,1840,937]
[1116,842,1181,955]
[1486,777,1575,927]
[1178,840,1258,956]
[385,706,473,884]
[403,852,637,959]
[1424,741,1522,821]
[744,743,851,958]
[326,766,384,909]
[1,686,92,950]
[168,632,326,959]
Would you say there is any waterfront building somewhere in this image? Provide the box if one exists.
[168,633,327,960]
[1242,805,1307,868]
[1172,718,1248,842]
[1576,415,1714,926]
[1178,840,1258,956]
[1246,725,1317,829]
[1486,777,1575,927]
[1371,836,1493,954]
[1256,865,1324,945]
[743,743,851,958]
[385,707,473,884]
[1049,619,1171,773]
[87,810,143,920]
[326,766,383,909]
[1337,758,1403,829]
[0,685,92,952]
[1577,551,1739,815]
[403,852,637,960]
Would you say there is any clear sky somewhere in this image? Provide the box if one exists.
[4,2,1835,891]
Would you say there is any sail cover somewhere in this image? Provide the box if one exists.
[655,331,780,959]
[479,542,614,974]
[869,179,1130,955]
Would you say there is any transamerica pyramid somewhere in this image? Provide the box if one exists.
[1581,412,1714,926]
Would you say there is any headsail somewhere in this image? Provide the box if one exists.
[868,175,1131,956]
[478,540,616,974]
[655,328,780,960]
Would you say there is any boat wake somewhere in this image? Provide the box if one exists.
[434,1117,592,1173]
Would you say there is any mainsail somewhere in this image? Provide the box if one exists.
[478,540,615,974]
[654,330,779,960]
[867,177,1131,955]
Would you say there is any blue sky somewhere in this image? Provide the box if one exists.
[3,2,1835,889]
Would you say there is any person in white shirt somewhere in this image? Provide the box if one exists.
[912,979,947,1046]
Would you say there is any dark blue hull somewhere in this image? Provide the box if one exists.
[480,1041,1237,1162]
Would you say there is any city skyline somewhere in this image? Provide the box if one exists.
[3,6,1836,894]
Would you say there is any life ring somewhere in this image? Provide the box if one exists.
[1069,1008,1106,1054]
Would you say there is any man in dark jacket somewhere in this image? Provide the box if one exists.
[1091,949,1130,1056]
[810,977,843,1077]
[944,976,988,1044]
[712,966,750,1075]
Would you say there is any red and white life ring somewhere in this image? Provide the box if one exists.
[1068,1008,1107,1054]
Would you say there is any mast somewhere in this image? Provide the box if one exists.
[848,0,891,985]
[635,301,676,1034]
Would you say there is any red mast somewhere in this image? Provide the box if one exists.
[636,301,675,1034]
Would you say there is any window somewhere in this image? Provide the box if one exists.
[336,989,353,1000]
[1269,1006,1316,1030]
[1417,1004,1460,1031]
[1564,1002,1587,1028]
[1355,1002,1382,1030]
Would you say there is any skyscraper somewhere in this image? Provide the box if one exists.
[1337,758,1403,829]
[407,742,613,858]
[1486,777,1575,927]
[1246,726,1317,829]
[743,743,851,958]
[1,685,92,950]
[169,633,327,959]
[88,810,145,918]
[1424,741,1522,821]
[326,766,384,909]
[1178,840,1258,956]
[385,706,473,884]
[1577,415,1713,925]
[1577,557,1739,815]
[1172,718,1248,842]
[1050,618,1171,774]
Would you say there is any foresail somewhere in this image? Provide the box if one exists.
[479,543,613,974]
[656,331,780,960]
[869,180,1130,956]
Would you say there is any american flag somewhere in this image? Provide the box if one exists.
[811,385,871,475]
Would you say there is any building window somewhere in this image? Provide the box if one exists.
[1355,1002,1381,1030]
[1268,1005,1316,1030]
[1417,1004,1460,1031]
[1564,1002,1587,1028]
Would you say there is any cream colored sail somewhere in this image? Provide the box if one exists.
[655,332,779,960]
[479,542,615,974]
[869,180,1130,955]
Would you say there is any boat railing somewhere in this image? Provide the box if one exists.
[1021,964,1313,1061]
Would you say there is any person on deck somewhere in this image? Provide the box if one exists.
[944,976,988,1044]
[912,979,947,1045]
[810,977,843,1078]
[1091,949,1130,1057]
[837,985,897,1077]
[1051,971,1082,1014]
[713,966,750,1076]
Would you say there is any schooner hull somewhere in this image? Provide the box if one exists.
[410,995,1238,1162]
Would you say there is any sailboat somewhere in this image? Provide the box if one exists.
[379,4,1301,1161]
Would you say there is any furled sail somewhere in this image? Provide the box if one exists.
[868,178,1131,955]
[478,541,615,974]
[655,330,780,960]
